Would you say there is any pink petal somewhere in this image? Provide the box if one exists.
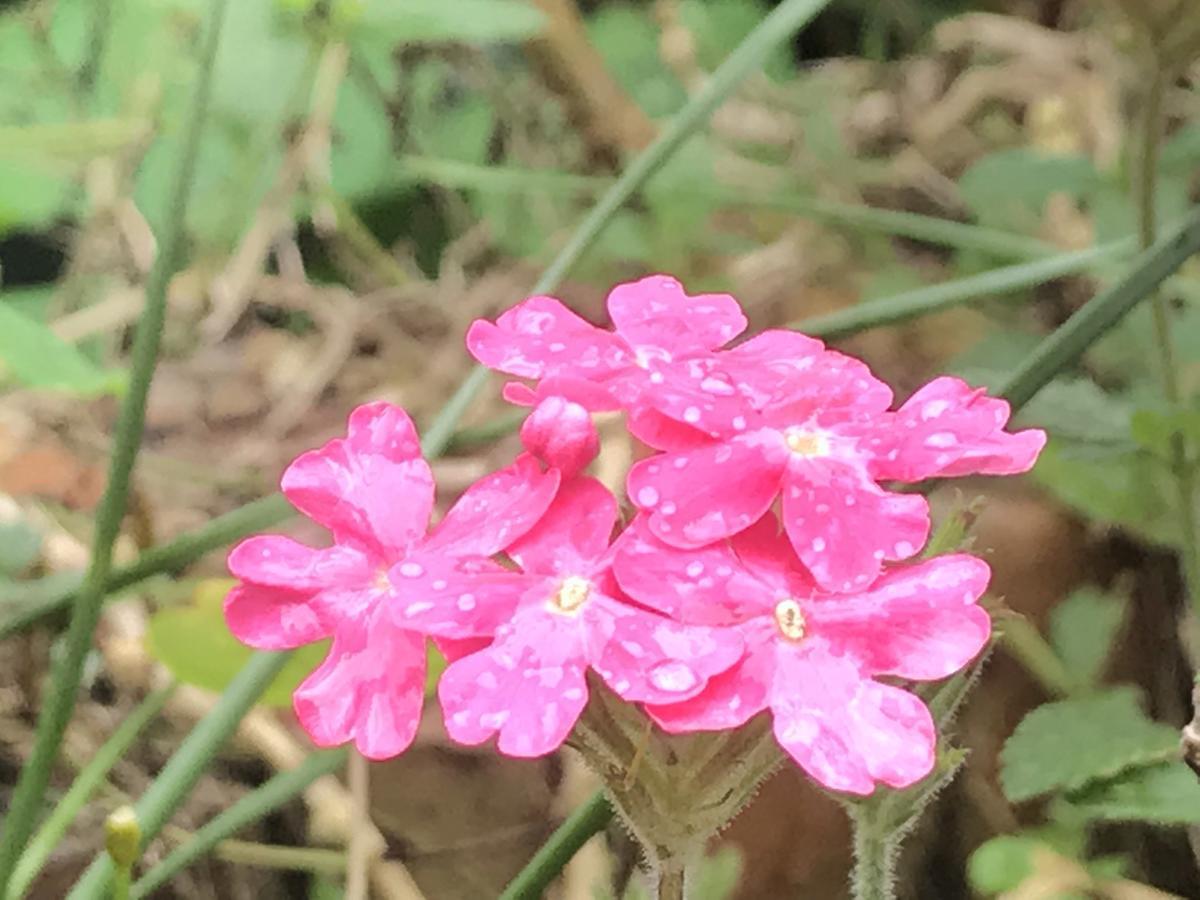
[433,635,490,662]
[637,356,756,439]
[771,640,936,794]
[860,377,1046,481]
[645,622,775,732]
[281,403,434,556]
[390,556,534,637]
[612,517,772,625]
[228,536,373,592]
[520,395,599,477]
[781,459,929,592]
[749,342,893,427]
[805,554,991,680]
[224,583,332,650]
[605,274,746,355]
[438,609,588,757]
[728,514,817,597]
[626,406,713,452]
[719,329,827,407]
[425,453,560,557]
[627,432,789,548]
[508,476,617,575]
[293,605,427,759]
[583,594,744,704]
[466,296,630,379]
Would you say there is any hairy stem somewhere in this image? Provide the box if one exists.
[849,805,898,900]
[655,853,689,900]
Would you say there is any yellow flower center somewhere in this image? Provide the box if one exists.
[774,599,807,641]
[785,428,829,457]
[552,576,592,613]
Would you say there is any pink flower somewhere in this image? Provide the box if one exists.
[392,477,745,757]
[467,275,750,438]
[501,377,608,477]
[614,514,992,795]
[628,332,1045,591]
[225,402,558,759]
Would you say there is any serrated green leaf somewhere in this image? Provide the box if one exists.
[1049,588,1125,689]
[355,0,545,44]
[0,301,124,395]
[1059,762,1200,824]
[1000,687,1179,803]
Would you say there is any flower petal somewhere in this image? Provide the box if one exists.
[805,554,992,680]
[628,432,788,548]
[438,610,588,757]
[228,536,373,592]
[781,460,929,592]
[293,606,427,759]
[771,641,936,794]
[626,406,712,452]
[645,623,775,732]
[520,395,599,477]
[224,583,332,650]
[280,402,434,556]
[425,453,560,557]
[467,296,630,379]
[508,476,617,575]
[390,556,534,638]
[638,356,756,439]
[746,340,893,427]
[583,594,744,704]
[612,517,772,624]
[860,377,1046,481]
[606,274,746,355]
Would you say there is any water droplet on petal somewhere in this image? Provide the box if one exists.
[683,406,701,424]
[648,661,699,693]
[398,561,424,578]
[637,486,660,507]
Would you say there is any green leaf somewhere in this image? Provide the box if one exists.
[1059,762,1200,824]
[1049,588,1125,689]
[354,0,546,44]
[1130,407,1200,457]
[589,4,685,117]
[0,301,123,395]
[1015,379,1134,446]
[967,834,1039,894]
[0,522,42,577]
[1000,687,1179,803]
[958,149,1097,232]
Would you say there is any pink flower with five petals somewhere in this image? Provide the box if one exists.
[224,402,558,759]
[392,477,745,757]
[628,331,1045,592]
[614,513,992,795]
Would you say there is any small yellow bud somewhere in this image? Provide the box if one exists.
[105,806,141,870]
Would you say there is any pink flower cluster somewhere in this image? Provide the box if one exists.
[226,275,1044,795]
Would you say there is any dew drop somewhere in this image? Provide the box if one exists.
[648,661,699,693]
[683,406,701,424]
[398,561,424,578]
[685,561,704,577]
[637,486,660,507]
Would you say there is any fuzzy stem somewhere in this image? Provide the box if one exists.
[655,853,689,900]
[849,805,898,900]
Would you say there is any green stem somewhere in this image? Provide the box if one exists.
[67,651,291,899]
[999,618,1075,698]
[1000,207,1200,411]
[131,749,346,898]
[1133,64,1200,607]
[497,791,612,900]
[7,684,177,900]
[209,841,346,874]
[849,804,898,900]
[0,0,230,889]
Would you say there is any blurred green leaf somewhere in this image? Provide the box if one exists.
[967,834,1039,894]
[1015,379,1133,446]
[0,301,123,394]
[589,4,685,117]
[0,522,42,576]
[1130,407,1200,457]
[1049,587,1125,689]
[146,579,328,708]
[1000,687,1179,803]
[959,149,1097,232]
[679,0,790,81]
[1060,762,1200,825]
[354,0,546,44]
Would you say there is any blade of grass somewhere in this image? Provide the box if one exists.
[6,684,177,900]
[66,651,292,899]
[793,237,1136,339]
[399,155,1057,261]
[1000,207,1200,411]
[498,790,613,900]
[130,749,346,897]
[0,0,231,888]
